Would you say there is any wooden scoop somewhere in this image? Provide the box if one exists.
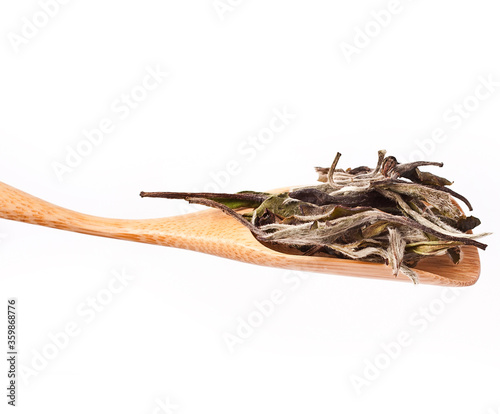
[0,181,480,286]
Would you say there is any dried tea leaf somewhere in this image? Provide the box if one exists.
[446,246,463,264]
[406,240,462,255]
[387,227,406,277]
[361,221,390,238]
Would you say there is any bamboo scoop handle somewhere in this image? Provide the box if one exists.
[0,181,132,236]
[0,181,193,247]
[0,180,261,260]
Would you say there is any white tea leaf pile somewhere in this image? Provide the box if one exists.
[141,150,489,283]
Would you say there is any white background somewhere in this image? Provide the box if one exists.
[1,1,499,413]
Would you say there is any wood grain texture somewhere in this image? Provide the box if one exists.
[0,181,481,286]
